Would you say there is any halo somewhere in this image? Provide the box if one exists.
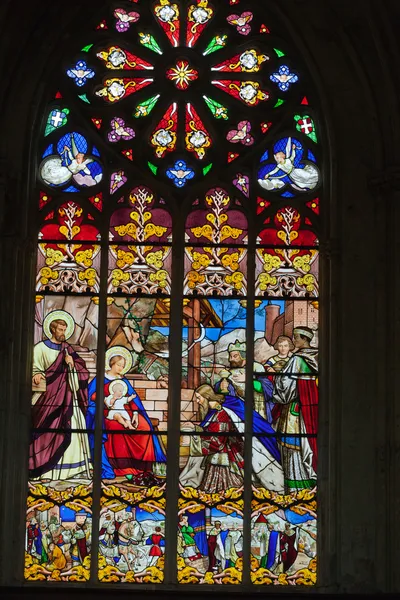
[105,346,133,375]
[108,379,128,396]
[43,310,75,341]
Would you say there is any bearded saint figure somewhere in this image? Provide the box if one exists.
[29,310,91,480]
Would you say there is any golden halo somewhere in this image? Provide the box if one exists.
[108,379,128,396]
[43,310,75,341]
[105,346,133,375]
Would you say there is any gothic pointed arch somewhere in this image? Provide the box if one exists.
[26,0,322,587]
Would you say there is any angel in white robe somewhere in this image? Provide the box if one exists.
[258,137,320,192]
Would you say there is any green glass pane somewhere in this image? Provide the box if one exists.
[294,113,318,143]
[78,94,90,104]
[44,108,70,137]
[274,98,285,108]
[81,44,93,53]
[134,94,160,118]
[139,32,163,55]
[203,95,229,120]
[203,34,228,56]
[148,161,158,175]
[274,48,286,58]
[203,163,213,176]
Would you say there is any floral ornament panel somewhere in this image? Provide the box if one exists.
[37,202,100,293]
[67,60,95,87]
[257,206,319,247]
[185,188,248,246]
[185,103,212,160]
[258,137,320,195]
[114,8,140,32]
[166,160,195,187]
[108,244,172,294]
[255,247,319,297]
[212,80,269,106]
[39,132,103,190]
[166,59,199,90]
[110,186,172,243]
[153,0,180,48]
[270,65,299,92]
[226,121,254,146]
[109,187,172,293]
[184,246,247,295]
[95,77,154,104]
[186,0,214,47]
[108,118,135,143]
[96,46,154,70]
[151,103,178,158]
[211,49,269,73]
[37,242,101,293]
[226,11,253,36]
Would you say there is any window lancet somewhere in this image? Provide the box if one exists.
[26,0,321,587]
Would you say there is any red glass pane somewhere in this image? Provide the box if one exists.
[185,103,212,160]
[150,103,178,158]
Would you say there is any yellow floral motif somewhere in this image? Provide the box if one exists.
[217,566,242,585]
[27,482,92,506]
[221,252,240,271]
[43,247,64,267]
[75,249,94,268]
[192,252,211,271]
[98,565,122,583]
[39,267,58,285]
[142,563,164,584]
[190,224,213,240]
[277,229,299,244]
[149,270,169,288]
[225,272,244,291]
[144,223,168,239]
[262,254,282,272]
[297,274,316,293]
[177,561,201,584]
[78,268,97,287]
[101,484,166,509]
[114,223,138,238]
[59,225,80,240]
[115,249,136,268]
[258,273,277,290]
[293,254,312,273]
[277,573,289,585]
[187,271,206,288]
[206,192,229,207]
[146,250,165,270]
[220,225,243,241]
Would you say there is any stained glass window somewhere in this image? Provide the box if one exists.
[26,0,321,587]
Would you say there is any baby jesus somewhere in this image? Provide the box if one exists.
[105,380,138,430]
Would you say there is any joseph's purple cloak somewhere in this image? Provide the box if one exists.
[29,342,89,478]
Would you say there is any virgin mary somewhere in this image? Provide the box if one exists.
[86,346,166,480]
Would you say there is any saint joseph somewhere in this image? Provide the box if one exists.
[29,311,91,480]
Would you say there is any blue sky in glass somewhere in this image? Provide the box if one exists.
[153,300,286,342]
